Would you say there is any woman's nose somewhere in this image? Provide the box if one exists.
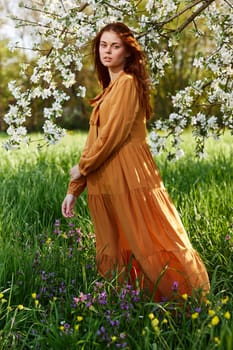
[105,45,111,53]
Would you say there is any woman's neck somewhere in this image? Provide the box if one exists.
[109,69,124,82]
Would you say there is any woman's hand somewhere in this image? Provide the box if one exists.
[62,194,76,218]
[70,164,81,181]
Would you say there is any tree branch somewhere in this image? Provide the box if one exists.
[174,0,215,33]
[162,0,204,26]
[223,0,233,9]
[22,2,89,18]
[137,0,209,39]
[11,17,51,29]
[59,0,66,12]
[14,46,50,52]
[22,5,61,18]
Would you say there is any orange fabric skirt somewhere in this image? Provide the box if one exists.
[86,141,210,301]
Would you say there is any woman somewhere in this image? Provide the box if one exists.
[62,22,210,301]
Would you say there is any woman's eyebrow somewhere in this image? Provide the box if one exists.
[100,40,121,45]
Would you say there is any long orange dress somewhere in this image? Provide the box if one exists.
[68,71,210,301]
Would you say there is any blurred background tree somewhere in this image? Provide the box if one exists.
[152,30,208,124]
[0,0,217,133]
[0,0,95,132]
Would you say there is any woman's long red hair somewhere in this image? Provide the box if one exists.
[92,22,152,119]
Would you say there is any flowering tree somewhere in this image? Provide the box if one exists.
[3,0,233,159]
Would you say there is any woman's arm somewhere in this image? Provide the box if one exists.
[65,123,94,197]
[67,175,86,197]
[62,165,86,218]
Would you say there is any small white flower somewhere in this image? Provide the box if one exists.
[52,37,63,50]
[193,56,204,68]
[37,56,47,68]
[43,70,53,83]
[175,149,185,160]
[63,72,76,88]
[8,41,17,52]
[207,116,217,128]
[77,86,86,98]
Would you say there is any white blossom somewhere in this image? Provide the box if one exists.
[37,56,47,68]
[193,56,204,68]
[207,116,218,128]
[31,68,41,84]
[63,72,76,88]
[77,86,86,98]
[2,0,233,156]
[43,120,66,144]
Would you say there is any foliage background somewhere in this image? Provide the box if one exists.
[0,131,233,349]
[0,0,215,133]
[0,2,232,347]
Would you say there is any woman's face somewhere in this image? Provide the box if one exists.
[99,30,128,73]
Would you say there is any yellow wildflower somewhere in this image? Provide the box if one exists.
[46,238,52,244]
[214,337,220,345]
[205,299,211,305]
[162,318,168,324]
[221,296,229,304]
[111,336,117,342]
[53,297,57,301]
[151,318,159,327]
[59,325,64,331]
[62,233,68,239]
[224,311,231,320]
[208,309,215,316]
[182,293,188,301]
[152,325,160,335]
[35,300,39,306]
[191,312,199,320]
[0,293,4,299]
[211,315,220,326]
[17,304,24,310]
[74,324,80,331]
[148,312,155,320]
[77,316,83,322]
[151,318,160,334]
[31,293,37,299]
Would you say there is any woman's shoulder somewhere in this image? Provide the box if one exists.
[118,71,134,83]
[114,72,136,90]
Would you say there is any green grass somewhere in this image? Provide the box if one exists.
[0,130,233,349]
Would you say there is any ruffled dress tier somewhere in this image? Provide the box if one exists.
[68,71,210,301]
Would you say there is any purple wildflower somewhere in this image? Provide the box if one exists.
[86,300,93,308]
[120,333,126,339]
[98,291,107,305]
[54,219,60,227]
[171,281,179,291]
[109,319,120,327]
[195,307,202,313]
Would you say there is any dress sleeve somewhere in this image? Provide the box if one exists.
[66,123,95,197]
[67,175,86,197]
[79,76,139,176]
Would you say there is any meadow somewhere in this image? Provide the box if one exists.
[0,131,232,350]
